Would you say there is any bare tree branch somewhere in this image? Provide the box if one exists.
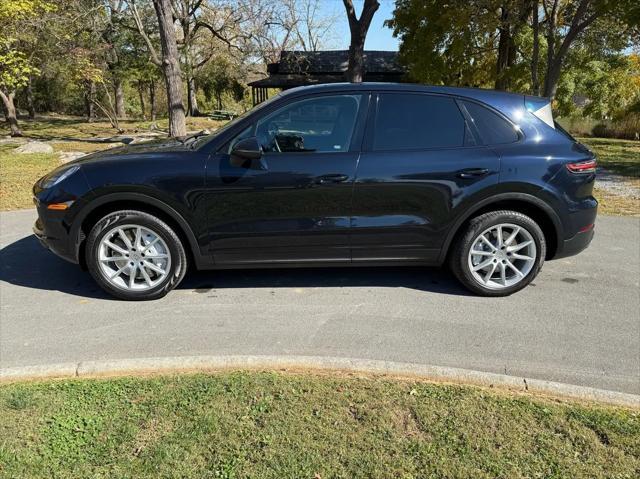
[127,0,162,66]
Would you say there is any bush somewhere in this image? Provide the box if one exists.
[592,114,640,140]
[558,113,640,140]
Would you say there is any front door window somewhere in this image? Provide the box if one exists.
[255,95,362,154]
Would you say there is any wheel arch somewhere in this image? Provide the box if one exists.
[439,193,563,263]
[73,193,208,270]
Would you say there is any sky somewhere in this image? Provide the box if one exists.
[319,0,400,51]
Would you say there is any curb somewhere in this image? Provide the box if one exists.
[1,355,638,407]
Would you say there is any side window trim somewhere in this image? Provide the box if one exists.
[456,97,523,145]
[455,99,484,145]
[361,92,379,153]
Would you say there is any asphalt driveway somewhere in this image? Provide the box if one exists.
[1,209,638,394]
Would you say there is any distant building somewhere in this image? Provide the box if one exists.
[248,50,405,105]
[572,94,591,109]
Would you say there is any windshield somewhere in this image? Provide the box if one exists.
[193,94,283,149]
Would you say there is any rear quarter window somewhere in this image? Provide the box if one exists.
[461,100,519,145]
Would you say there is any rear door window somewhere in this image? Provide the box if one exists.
[373,93,468,151]
[460,100,519,145]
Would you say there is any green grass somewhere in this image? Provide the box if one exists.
[0,146,59,210]
[579,137,640,179]
[0,372,638,478]
[578,138,640,216]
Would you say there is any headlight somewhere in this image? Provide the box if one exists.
[40,165,80,189]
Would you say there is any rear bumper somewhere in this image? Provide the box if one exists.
[554,224,595,259]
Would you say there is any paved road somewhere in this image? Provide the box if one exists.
[1,209,638,394]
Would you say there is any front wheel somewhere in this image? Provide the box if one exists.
[86,210,187,300]
[449,210,546,296]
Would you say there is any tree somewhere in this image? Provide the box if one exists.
[531,0,540,95]
[130,0,186,137]
[0,0,55,136]
[541,0,638,99]
[240,0,338,66]
[342,0,379,83]
[173,0,245,117]
[198,54,244,110]
[0,51,36,136]
[386,0,500,87]
[102,1,131,119]
[495,1,534,90]
[388,0,638,100]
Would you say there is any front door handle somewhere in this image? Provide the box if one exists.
[314,174,350,184]
[457,168,490,179]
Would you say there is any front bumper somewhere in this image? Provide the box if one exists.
[33,208,79,264]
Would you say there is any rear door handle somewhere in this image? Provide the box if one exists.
[457,168,490,179]
[314,174,350,184]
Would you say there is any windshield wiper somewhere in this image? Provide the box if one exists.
[177,130,211,147]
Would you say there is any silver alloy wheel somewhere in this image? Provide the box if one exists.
[467,223,537,290]
[97,224,171,291]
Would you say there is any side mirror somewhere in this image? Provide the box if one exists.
[230,137,264,169]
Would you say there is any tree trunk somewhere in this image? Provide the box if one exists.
[495,5,511,90]
[187,76,200,117]
[0,90,23,137]
[543,7,557,99]
[531,0,540,96]
[150,81,157,122]
[85,82,96,122]
[26,77,35,119]
[541,0,596,99]
[343,0,380,83]
[114,78,127,119]
[0,96,7,120]
[543,60,563,99]
[347,33,366,83]
[153,0,187,137]
[138,82,146,119]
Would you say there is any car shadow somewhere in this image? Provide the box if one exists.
[1,235,471,299]
[0,235,110,299]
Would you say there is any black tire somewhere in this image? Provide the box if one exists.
[86,210,187,300]
[449,210,546,297]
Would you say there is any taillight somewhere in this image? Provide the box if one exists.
[566,159,597,173]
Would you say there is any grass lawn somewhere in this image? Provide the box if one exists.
[580,137,640,179]
[0,372,638,478]
[0,144,59,211]
[579,138,640,217]
[593,187,640,216]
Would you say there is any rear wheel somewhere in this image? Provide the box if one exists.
[450,210,546,296]
[86,210,187,300]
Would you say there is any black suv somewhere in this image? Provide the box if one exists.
[33,83,597,300]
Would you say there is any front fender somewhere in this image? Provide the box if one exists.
[69,190,212,270]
